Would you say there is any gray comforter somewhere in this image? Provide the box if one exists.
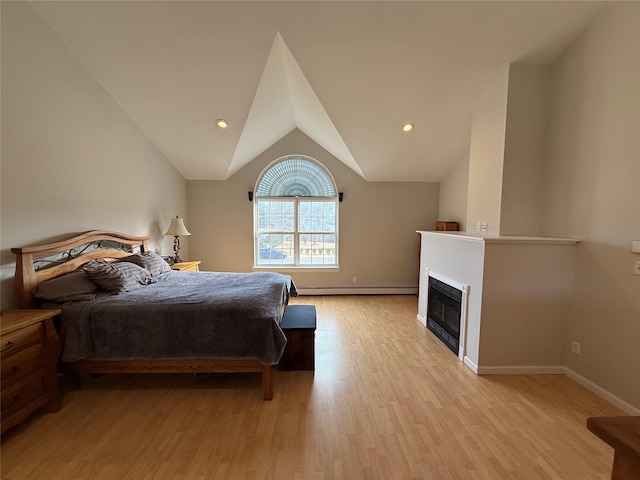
[59,271,295,365]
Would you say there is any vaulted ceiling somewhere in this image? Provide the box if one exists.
[29,1,604,182]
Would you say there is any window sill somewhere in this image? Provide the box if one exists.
[253,266,340,273]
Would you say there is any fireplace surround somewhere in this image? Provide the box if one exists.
[422,270,469,360]
[427,276,462,354]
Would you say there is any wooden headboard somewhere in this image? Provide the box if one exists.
[12,230,150,308]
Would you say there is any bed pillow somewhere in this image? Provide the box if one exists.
[83,260,154,293]
[117,251,171,276]
[33,270,98,303]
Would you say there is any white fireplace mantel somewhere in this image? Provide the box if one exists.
[417,231,579,373]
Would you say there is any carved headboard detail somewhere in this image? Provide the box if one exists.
[12,230,150,308]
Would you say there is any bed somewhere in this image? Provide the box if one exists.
[12,230,295,400]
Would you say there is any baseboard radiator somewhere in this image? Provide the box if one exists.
[296,285,417,295]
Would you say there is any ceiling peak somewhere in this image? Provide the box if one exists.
[226,32,364,179]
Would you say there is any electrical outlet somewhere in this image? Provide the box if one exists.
[481,222,488,232]
[571,341,581,354]
[352,276,357,284]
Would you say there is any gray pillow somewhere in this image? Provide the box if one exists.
[33,270,98,303]
[117,251,171,276]
[83,260,154,293]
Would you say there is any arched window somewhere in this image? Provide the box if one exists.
[254,155,338,267]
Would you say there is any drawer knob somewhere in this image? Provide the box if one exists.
[1,341,15,353]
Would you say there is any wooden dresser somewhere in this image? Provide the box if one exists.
[1,309,62,435]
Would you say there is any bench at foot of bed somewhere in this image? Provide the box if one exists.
[278,305,316,371]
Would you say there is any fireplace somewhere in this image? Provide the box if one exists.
[427,276,463,355]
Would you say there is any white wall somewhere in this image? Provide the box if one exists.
[542,2,640,409]
[437,153,469,232]
[500,64,550,236]
[188,129,439,291]
[465,63,550,237]
[465,67,509,236]
[0,2,188,309]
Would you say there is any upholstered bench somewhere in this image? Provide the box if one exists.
[278,305,316,371]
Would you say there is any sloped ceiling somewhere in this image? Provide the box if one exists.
[29,1,604,181]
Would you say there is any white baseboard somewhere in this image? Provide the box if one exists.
[564,367,640,415]
[297,286,418,296]
[476,365,566,375]
[466,363,639,414]
[463,356,479,373]
[416,314,426,327]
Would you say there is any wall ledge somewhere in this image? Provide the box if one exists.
[417,230,580,245]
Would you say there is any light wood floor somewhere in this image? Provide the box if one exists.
[1,295,623,479]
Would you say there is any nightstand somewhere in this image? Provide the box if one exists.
[1,309,62,435]
[170,261,201,272]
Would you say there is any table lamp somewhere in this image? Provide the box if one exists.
[165,216,191,263]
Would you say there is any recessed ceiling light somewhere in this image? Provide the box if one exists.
[216,119,228,129]
[402,122,414,132]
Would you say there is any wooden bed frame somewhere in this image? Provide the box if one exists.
[12,230,278,400]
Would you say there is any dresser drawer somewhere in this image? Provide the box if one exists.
[1,343,43,386]
[1,371,45,415]
[1,323,41,359]
[1,310,62,434]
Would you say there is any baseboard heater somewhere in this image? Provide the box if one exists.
[296,285,418,295]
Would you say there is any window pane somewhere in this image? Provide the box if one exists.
[299,201,336,233]
[257,200,294,233]
[258,234,294,264]
[299,233,336,265]
[283,202,294,214]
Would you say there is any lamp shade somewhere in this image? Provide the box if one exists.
[165,216,191,236]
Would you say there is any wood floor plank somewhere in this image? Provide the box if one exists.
[1,295,623,479]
